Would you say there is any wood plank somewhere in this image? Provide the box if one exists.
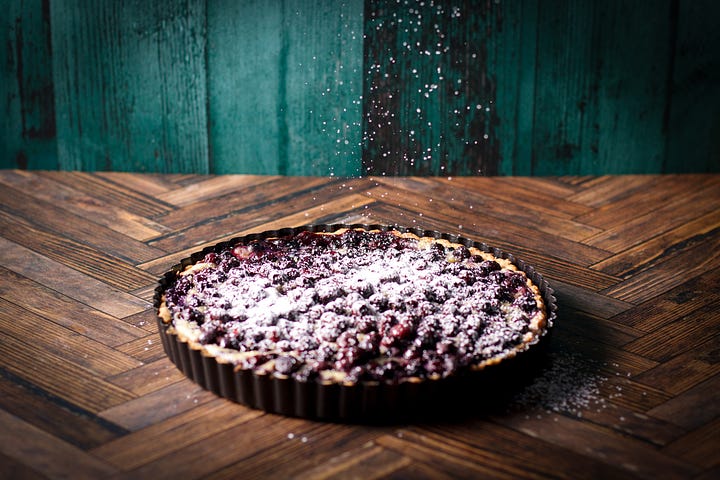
[662,418,720,469]
[568,403,687,448]
[120,308,161,334]
[601,378,674,414]
[0,297,142,377]
[225,194,377,235]
[0,182,166,262]
[363,1,502,176]
[648,374,720,430]
[557,309,644,348]
[120,414,329,479]
[373,177,602,242]
[622,300,720,362]
[591,1,672,174]
[208,0,364,176]
[0,370,128,450]
[107,358,186,397]
[545,324,661,380]
[566,175,663,208]
[50,0,208,172]
[547,279,634,319]
[0,0,56,170]
[91,399,262,471]
[93,171,176,196]
[152,176,337,230]
[148,177,368,251]
[206,423,385,480]
[446,176,593,219]
[531,1,672,176]
[38,171,174,218]
[0,210,158,292]
[156,175,279,206]
[573,174,718,229]
[375,430,543,480]
[608,269,720,331]
[0,169,170,241]
[0,266,145,346]
[600,231,720,304]
[114,334,169,364]
[418,422,639,479]
[498,410,699,479]
[0,236,150,318]
[241,443,410,480]
[0,333,135,413]
[583,178,720,252]
[98,380,217,431]
[494,1,538,176]
[0,451,48,480]
[665,0,720,174]
[592,208,720,277]
[633,335,720,396]
[0,410,117,479]
[387,463,458,480]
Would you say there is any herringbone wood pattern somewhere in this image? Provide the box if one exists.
[0,170,718,479]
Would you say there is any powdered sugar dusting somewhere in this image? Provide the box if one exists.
[511,351,610,417]
[164,230,545,384]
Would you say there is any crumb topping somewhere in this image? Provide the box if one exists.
[162,229,545,384]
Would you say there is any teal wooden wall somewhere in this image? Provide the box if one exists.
[2,0,719,176]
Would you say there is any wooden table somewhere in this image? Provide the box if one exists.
[0,171,718,479]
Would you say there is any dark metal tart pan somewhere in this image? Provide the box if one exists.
[154,224,558,422]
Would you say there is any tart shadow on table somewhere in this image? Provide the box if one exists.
[407,306,613,426]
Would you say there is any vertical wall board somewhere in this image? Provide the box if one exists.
[531,1,673,176]
[529,1,601,176]
[208,0,364,177]
[594,0,672,175]
[283,0,364,177]
[207,0,283,175]
[1,0,57,169]
[666,0,720,173]
[494,0,538,176]
[362,1,501,176]
[51,0,208,173]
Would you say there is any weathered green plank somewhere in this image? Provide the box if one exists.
[208,0,364,176]
[529,1,600,176]
[0,0,57,169]
[5,0,720,176]
[494,0,538,177]
[594,0,673,174]
[531,1,673,175]
[362,1,501,176]
[50,0,208,172]
[207,0,282,175]
[665,0,720,173]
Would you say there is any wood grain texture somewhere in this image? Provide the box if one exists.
[208,0,364,176]
[665,0,720,173]
[362,0,501,176]
[0,0,57,170]
[0,171,718,478]
[3,1,719,175]
[49,0,209,172]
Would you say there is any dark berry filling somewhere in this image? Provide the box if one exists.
[164,230,541,383]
